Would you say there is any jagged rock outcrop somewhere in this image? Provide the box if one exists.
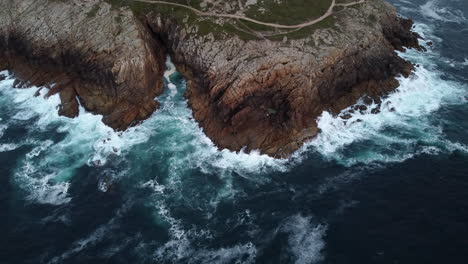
[143,0,422,157]
[0,0,422,157]
[0,0,165,130]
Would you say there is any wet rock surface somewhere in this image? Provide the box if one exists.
[0,0,166,130]
[0,0,422,157]
[144,0,422,157]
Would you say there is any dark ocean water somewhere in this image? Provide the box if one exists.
[1,0,467,263]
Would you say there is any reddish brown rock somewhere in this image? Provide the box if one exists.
[58,86,80,118]
[0,0,422,157]
[144,1,422,157]
[0,0,165,130]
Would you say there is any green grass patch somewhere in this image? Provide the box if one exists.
[102,0,342,41]
[244,0,333,25]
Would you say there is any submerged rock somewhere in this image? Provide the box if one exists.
[0,0,422,157]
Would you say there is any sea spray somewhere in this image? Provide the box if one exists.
[303,23,467,166]
[0,60,287,205]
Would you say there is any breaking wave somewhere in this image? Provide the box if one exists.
[0,60,286,205]
[1,1,467,263]
[0,73,125,204]
[2,18,466,204]
[305,23,467,166]
[1,11,466,210]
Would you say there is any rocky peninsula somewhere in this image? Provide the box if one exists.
[0,0,422,157]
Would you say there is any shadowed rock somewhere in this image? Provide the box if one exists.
[0,0,422,157]
[0,0,166,130]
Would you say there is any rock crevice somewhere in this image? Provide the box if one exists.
[142,0,422,157]
[0,0,422,157]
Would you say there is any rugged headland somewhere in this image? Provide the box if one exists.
[0,0,422,157]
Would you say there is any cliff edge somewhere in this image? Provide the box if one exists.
[0,0,422,157]
[0,0,166,130]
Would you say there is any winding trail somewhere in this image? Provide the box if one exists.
[134,0,366,29]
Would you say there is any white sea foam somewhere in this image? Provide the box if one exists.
[12,110,36,121]
[153,203,204,261]
[124,59,289,210]
[0,72,158,203]
[165,56,179,97]
[164,66,287,177]
[146,176,257,264]
[164,56,177,80]
[1,16,466,207]
[140,179,166,194]
[462,58,468,66]
[0,75,113,204]
[1,60,287,206]
[302,23,467,166]
[47,219,118,264]
[281,214,327,264]
[14,161,72,205]
[0,143,19,152]
[100,234,140,258]
[0,124,7,138]
[153,201,257,264]
[398,0,415,6]
[144,90,288,178]
[47,201,133,263]
[420,0,467,24]
[189,243,257,264]
[1,7,467,263]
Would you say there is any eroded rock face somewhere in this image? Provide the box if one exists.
[144,0,422,157]
[0,0,421,157]
[0,0,165,130]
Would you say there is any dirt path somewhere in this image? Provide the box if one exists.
[134,0,366,29]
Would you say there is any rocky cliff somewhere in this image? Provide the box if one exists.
[0,0,166,130]
[0,0,422,157]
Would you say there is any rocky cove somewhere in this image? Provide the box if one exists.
[0,0,422,157]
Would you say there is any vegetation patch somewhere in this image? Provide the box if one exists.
[244,0,333,25]
[102,0,353,41]
[269,15,337,41]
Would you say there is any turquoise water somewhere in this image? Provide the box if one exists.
[1,0,467,263]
